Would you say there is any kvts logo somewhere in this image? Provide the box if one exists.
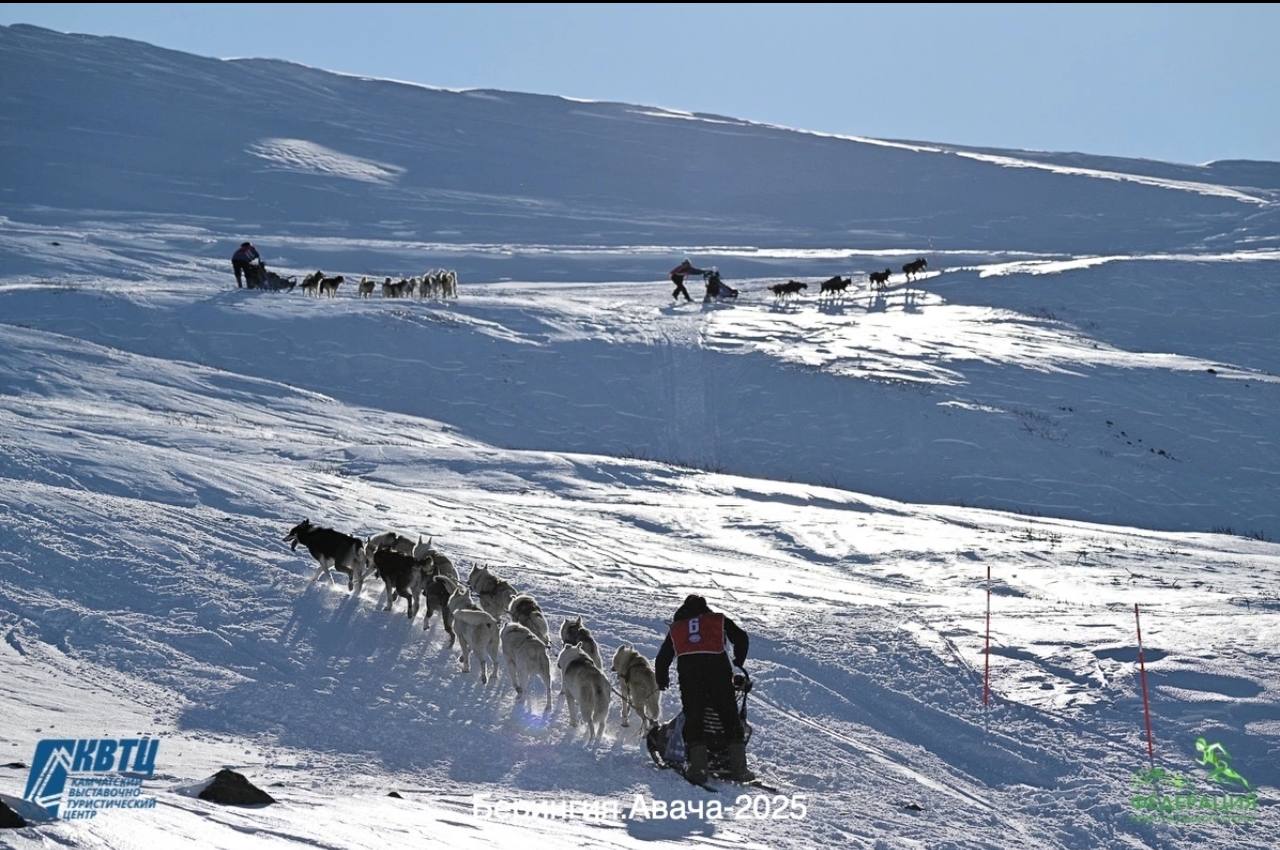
[24,738,160,819]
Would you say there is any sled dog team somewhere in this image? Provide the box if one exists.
[296,268,461,299]
[284,519,660,744]
[767,258,929,301]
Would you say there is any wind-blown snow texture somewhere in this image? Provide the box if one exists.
[1,23,1279,850]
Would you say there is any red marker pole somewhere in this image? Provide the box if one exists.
[1135,603,1156,767]
[983,563,991,708]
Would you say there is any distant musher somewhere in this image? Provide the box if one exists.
[232,242,263,288]
[669,259,703,303]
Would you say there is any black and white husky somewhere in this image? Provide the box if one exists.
[557,644,610,744]
[501,622,552,713]
[611,644,660,731]
[560,616,604,670]
[283,519,367,591]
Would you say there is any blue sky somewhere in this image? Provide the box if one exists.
[3,3,1277,164]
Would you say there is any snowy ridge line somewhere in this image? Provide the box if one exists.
[948,149,1270,206]
[211,52,1267,210]
[635,111,1271,206]
[262,58,601,104]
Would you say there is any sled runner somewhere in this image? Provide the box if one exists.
[646,671,766,789]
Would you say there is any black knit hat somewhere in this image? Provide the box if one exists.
[677,594,710,615]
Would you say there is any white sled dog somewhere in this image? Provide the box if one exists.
[557,644,611,744]
[454,608,501,682]
[501,622,553,713]
[611,644,660,731]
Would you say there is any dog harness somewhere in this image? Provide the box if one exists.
[622,653,652,679]
[670,612,726,656]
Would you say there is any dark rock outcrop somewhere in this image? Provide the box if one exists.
[197,769,276,806]
[0,800,28,829]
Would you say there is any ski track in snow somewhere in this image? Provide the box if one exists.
[0,227,1278,849]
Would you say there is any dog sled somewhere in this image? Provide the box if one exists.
[245,263,297,292]
[646,672,772,790]
[702,268,738,302]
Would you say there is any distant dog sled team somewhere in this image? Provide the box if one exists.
[668,259,738,303]
[282,518,754,781]
[230,242,459,299]
[232,241,927,310]
[673,256,929,305]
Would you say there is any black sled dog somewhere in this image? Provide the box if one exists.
[284,519,367,591]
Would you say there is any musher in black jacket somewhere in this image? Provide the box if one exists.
[655,594,753,783]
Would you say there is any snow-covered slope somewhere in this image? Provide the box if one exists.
[2,248,1279,849]
[2,226,1276,538]
[2,22,1280,850]
[1,299,1278,850]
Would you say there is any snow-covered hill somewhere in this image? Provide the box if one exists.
[2,22,1279,850]
[3,22,1279,258]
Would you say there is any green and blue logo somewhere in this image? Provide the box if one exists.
[1130,737,1258,825]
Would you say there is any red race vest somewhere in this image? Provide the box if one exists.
[670,612,725,656]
